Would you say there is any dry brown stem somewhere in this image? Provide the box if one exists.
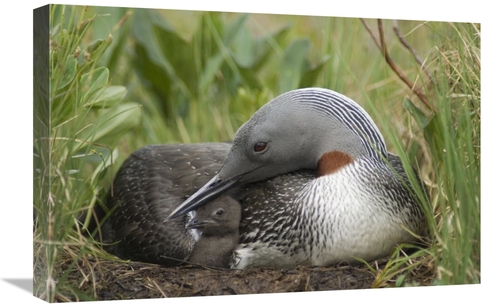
[360,18,437,113]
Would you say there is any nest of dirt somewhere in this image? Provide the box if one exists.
[51,255,434,301]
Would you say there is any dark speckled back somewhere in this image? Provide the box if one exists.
[103,143,232,265]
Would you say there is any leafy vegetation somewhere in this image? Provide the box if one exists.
[33,4,480,301]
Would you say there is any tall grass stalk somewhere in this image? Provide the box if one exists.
[34,5,140,301]
[427,23,480,284]
[363,22,480,285]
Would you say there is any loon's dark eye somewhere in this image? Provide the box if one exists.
[254,142,267,153]
[215,209,225,216]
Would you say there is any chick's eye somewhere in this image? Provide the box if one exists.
[215,209,225,216]
[254,142,267,153]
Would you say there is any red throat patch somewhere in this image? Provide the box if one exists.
[316,151,354,177]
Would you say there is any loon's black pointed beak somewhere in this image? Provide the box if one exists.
[166,174,241,220]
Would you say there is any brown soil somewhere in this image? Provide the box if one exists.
[54,255,434,301]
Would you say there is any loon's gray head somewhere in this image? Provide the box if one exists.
[168,88,387,219]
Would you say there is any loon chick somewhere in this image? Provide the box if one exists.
[169,87,428,269]
[186,195,241,268]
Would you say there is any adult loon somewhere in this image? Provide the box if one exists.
[168,87,428,269]
[103,87,428,269]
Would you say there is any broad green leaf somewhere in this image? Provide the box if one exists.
[223,14,249,44]
[279,38,310,93]
[299,55,330,88]
[199,54,225,92]
[84,85,127,108]
[151,23,195,94]
[252,25,291,71]
[57,55,78,90]
[237,66,262,89]
[232,23,291,70]
[76,102,142,150]
[198,14,249,94]
[80,67,109,100]
[232,27,254,67]
[132,9,192,102]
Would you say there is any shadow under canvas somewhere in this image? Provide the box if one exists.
[3,279,33,294]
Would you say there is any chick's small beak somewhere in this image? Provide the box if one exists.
[166,174,240,221]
